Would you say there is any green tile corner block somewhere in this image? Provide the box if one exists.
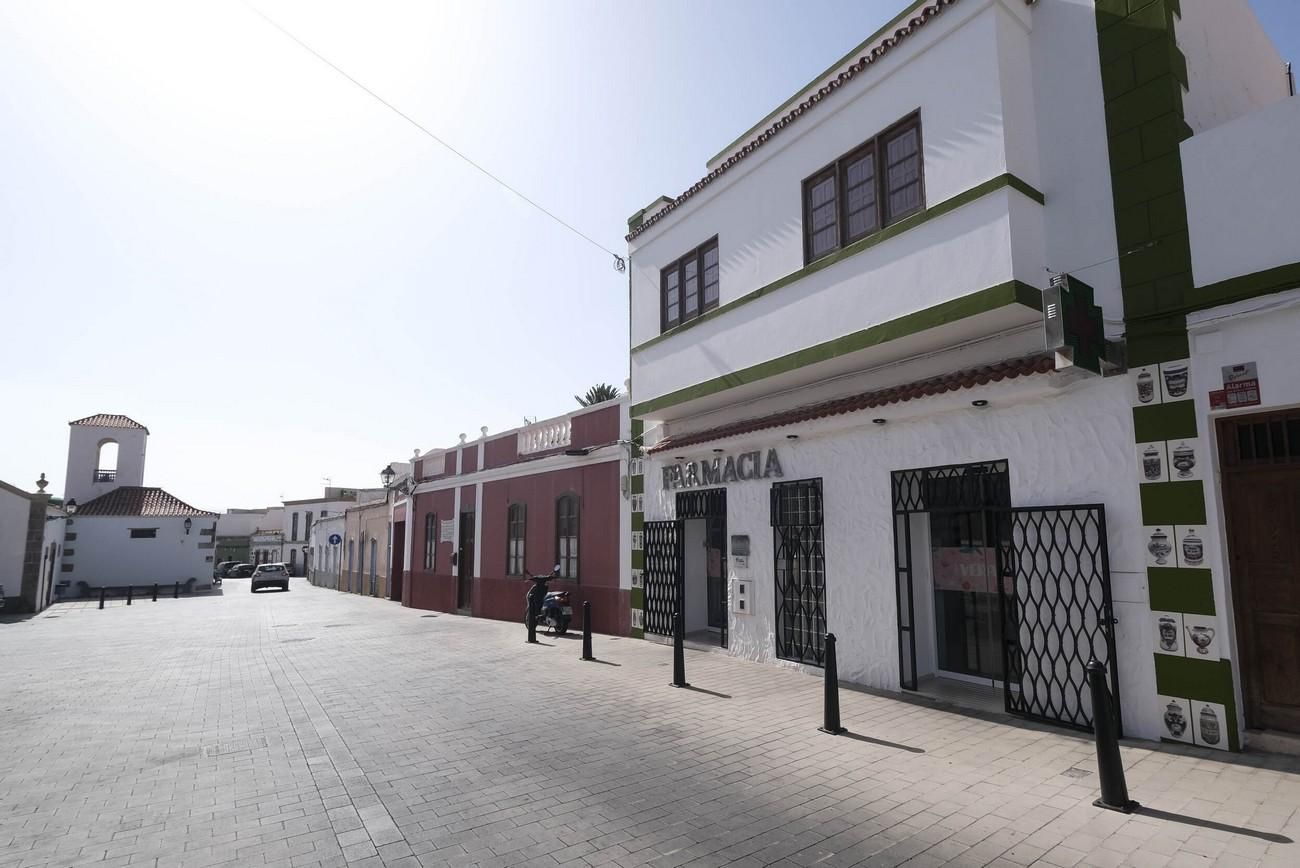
[1132,400,1197,441]
[630,587,644,609]
[630,628,645,640]
[1140,480,1206,525]
[1148,567,1215,615]
[1153,655,1240,751]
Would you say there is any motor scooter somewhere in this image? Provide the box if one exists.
[524,565,572,635]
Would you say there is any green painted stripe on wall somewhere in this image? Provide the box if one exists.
[630,475,645,495]
[632,512,644,532]
[1140,480,1206,526]
[1133,400,1197,442]
[632,174,1045,355]
[631,550,644,571]
[1148,567,1216,615]
[631,280,1041,417]
[1153,655,1239,751]
[630,587,644,609]
[630,628,645,640]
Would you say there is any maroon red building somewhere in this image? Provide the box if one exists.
[398,399,631,636]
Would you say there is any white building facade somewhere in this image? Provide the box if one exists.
[626,0,1292,752]
[0,476,66,614]
[59,415,217,592]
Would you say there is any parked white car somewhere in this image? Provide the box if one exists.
[250,563,290,593]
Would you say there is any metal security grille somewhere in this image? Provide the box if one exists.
[772,479,826,666]
[675,488,728,649]
[642,520,683,637]
[891,460,1009,689]
[997,505,1119,734]
[892,460,1010,513]
[676,488,727,519]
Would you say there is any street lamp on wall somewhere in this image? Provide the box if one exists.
[380,465,396,487]
[65,499,78,516]
[184,517,193,534]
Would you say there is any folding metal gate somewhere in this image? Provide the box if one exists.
[997,505,1120,734]
[772,478,827,666]
[642,519,683,637]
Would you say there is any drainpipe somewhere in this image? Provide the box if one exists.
[1288,62,1295,98]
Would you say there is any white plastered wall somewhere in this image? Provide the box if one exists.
[66,515,213,588]
[644,373,1161,740]
[1177,0,1289,135]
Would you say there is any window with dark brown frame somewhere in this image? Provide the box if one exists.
[506,503,526,576]
[423,512,436,570]
[661,238,720,332]
[555,494,579,580]
[802,113,923,264]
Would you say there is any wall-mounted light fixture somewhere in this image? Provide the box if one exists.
[380,464,396,487]
[872,418,887,425]
[971,399,989,408]
[184,517,193,534]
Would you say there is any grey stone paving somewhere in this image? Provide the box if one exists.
[1,582,1298,868]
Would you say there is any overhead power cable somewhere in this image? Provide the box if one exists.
[244,2,626,273]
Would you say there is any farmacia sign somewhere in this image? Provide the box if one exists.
[661,448,784,490]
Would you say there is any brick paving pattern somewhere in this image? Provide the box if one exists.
[1,581,1298,867]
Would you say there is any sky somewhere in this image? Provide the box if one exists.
[2,0,1298,511]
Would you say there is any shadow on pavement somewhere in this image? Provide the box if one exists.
[840,730,925,753]
[1136,807,1291,843]
[682,685,731,699]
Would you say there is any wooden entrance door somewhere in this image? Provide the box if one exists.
[1219,411,1300,733]
[457,511,475,611]
[390,522,405,602]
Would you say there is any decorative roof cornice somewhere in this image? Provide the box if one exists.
[626,0,959,243]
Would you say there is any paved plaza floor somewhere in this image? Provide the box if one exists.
[2,581,1298,868]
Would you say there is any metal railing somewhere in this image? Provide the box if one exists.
[93,469,117,482]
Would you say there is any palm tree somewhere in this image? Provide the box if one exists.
[575,383,621,407]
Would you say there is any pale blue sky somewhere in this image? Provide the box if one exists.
[2,1,1297,510]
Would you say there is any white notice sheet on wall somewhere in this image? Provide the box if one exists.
[440,519,455,543]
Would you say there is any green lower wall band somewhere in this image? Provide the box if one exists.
[632,513,644,532]
[1140,480,1207,526]
[631,550,644,571]
[1154,655,1239,751]
[1133,400,1197,442]
[1148,567,1216,615]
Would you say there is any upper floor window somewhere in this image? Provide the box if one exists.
[802,113,923,265]
[661,238,720,332]
[506,503,526,576]
[555,494,579,580]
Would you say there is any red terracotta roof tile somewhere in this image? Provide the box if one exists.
[627,0,958,242]
[69,414,149,433]
[76,487,215,517]
[647,354,1055,454]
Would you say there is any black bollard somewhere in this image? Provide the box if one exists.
[818,633,847,734]
[581,601,594,661]
[126,585,133,606]
[99,587,106,610]
[671,609,689,688]
[152,583,158,602]
[173,581,179,599]
[1087,658,1138,813]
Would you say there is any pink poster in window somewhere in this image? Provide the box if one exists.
[931,547,996,594]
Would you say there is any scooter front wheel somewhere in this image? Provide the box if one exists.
[554,618,570,636]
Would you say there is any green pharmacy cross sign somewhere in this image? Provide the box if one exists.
[1043,274,1104,374]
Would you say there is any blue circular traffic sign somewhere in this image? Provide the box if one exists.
[328,533,341,545]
